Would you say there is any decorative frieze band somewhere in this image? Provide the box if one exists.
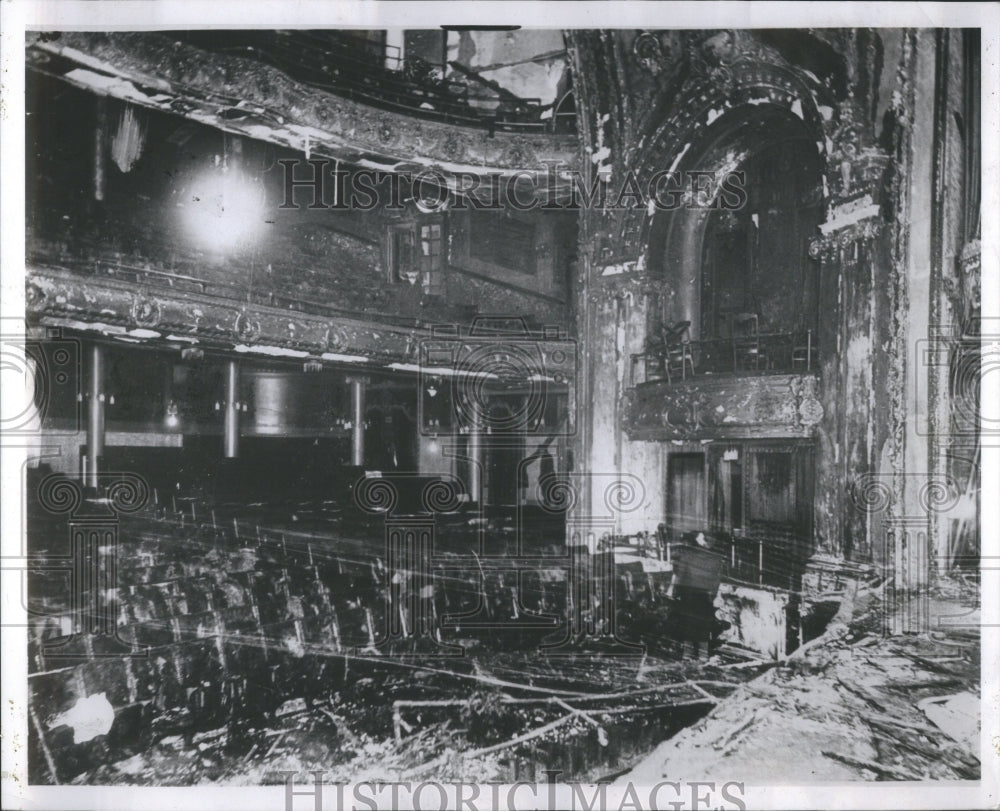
[27,266,421,366]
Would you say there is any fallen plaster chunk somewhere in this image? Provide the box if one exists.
[53,693,115,744]
[918,692,979,755]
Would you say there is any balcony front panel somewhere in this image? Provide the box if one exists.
[625,372,823,441]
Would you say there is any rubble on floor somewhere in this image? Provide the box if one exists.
[66,651,761,785]
[623,579,981,784]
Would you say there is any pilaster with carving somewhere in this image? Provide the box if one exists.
[808,106,892,559]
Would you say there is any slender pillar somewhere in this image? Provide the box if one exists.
[86,344,105,488]
[224,360,240,458]
[348,377,367,466]
[467,414,483,503]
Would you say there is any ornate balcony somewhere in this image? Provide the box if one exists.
[625,367,823,441]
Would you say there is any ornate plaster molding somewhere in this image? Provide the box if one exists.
[27,266,421,366]
[625,372,823,441]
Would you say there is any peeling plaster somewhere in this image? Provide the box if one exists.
[819,197,880,235]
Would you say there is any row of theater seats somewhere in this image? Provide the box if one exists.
[26,505,602,782]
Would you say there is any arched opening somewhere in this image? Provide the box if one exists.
[640,105,827,590]
[647,106,825,375]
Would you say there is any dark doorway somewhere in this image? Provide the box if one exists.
[666,453,707,538]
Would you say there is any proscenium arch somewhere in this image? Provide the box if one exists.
[643,104,828,337]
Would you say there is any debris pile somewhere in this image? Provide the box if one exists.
[624,580,981,784]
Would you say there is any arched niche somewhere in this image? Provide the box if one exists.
[645,106,826,352]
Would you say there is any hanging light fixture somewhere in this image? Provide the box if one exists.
[165,400,181,429]
[178,134,266,254]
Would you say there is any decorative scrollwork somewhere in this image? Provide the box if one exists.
[130,295,161,328]
[421,479,462,513]
[849,474,894,514]
[437,131,468,163]
[324,325,349,352]
[603,475,645,514]
[234,310,261,344]
[375,117,395,145]
[918,477,961,515]
[25,282,46,309]
[536,476,577,514]
[684,30,738,94]
[353,477,398,514]
[37,474,83,516]
[501,138,537,170]
[633,32,666,76]
[809,217,884,261]
[798,395,824,426]
[106,475,150,513]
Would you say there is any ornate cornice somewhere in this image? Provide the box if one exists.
[27,266,579,386]
[28,32,579,177]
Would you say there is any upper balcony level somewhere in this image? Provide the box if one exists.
[171,30,576,135]
[26,32,580,179]
[625,329,823,441]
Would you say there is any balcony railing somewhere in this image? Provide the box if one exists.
[608,530,805,591]
[629,330,817,387]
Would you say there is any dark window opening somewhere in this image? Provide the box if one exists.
[387,222,416,284]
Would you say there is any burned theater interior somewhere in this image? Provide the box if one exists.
[17,25,985,790]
